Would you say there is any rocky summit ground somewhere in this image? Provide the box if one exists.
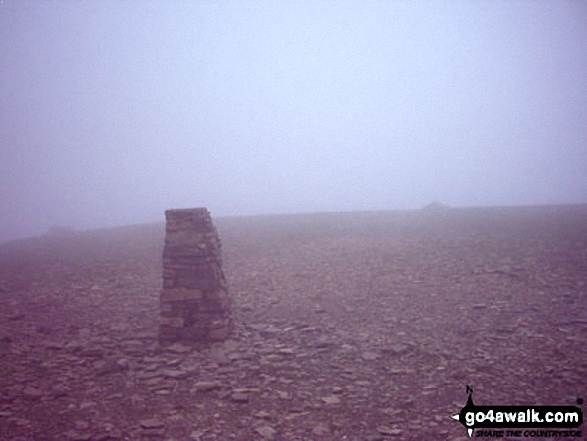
[0,205,586,441]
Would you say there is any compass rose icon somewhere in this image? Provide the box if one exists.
[451,385,475,438]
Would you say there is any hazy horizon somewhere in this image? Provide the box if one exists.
[2,1,586,242]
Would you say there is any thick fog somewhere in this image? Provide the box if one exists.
[1,1,586,242]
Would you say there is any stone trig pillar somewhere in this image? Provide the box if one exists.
[159,208,233,344]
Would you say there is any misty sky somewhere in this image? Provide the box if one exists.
[1,1,586,242]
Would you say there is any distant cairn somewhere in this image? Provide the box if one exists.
[422,201,450,212]
[159,208,233,344]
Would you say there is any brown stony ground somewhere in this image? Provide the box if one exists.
[0,205,586,441]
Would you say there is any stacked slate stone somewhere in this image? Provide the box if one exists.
[159,208,233,344]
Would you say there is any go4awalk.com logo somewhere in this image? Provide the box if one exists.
[451,386,583,438]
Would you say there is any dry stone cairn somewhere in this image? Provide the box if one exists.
[159,208,233,344]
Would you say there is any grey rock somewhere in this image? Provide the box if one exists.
[254,425,277,438]
[231,392,250,403]
[140,418,165,429]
